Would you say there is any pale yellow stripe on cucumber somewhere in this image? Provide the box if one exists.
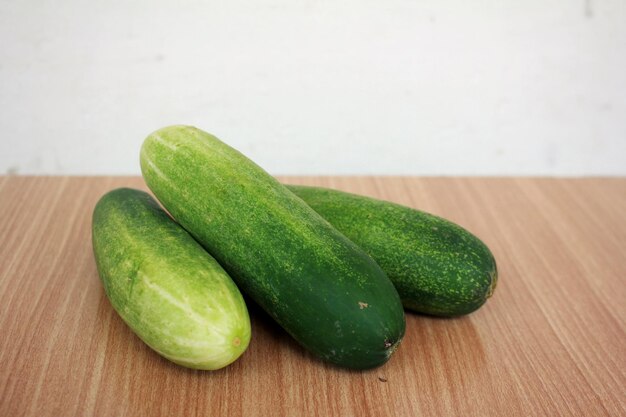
[141,154,168,182]
[141,274,230,339]
[148,130,180,152]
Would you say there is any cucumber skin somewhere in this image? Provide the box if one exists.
[140,126,405,369]
[287,185,498,317]
[92,188,251,370]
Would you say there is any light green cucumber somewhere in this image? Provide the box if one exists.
[92,188,250,370]
[140,126,405,369]
[287,185,498,317]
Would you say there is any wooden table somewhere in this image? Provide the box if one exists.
[1,176,624,417]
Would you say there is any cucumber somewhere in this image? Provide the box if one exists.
[92,188,251,370]
[287,185,498,317]
[140,126,405,369]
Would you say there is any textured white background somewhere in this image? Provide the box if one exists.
[1,1,625,175]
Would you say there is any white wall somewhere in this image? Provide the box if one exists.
[1,1,625,176]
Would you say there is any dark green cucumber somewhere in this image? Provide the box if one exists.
[287,185,498,317]
[92,188,251,370]
[140,126,405,369]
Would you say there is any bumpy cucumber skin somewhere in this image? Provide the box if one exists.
[288,185,498,317]
[140,126,405,369]
[92,188,251,370]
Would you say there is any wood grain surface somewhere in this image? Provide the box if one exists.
[0,176,624,417]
